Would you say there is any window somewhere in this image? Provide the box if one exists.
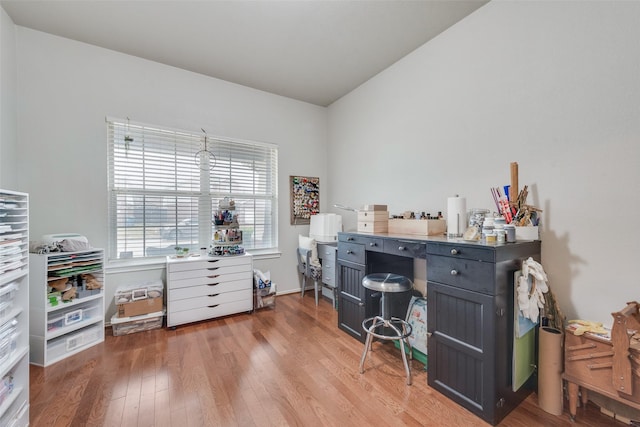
[107,118,278,260]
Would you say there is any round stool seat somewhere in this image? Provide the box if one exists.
[362,273,413,293]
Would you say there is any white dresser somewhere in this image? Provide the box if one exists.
[166,253,253,328]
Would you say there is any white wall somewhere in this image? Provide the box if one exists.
[0,7,17,189]
[14,27,327,318]
[327,0,640,325]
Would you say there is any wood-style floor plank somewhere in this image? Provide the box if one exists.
[30,293,628,426]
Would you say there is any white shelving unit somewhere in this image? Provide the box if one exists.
[29,248,105,367]
[0,189,30,427]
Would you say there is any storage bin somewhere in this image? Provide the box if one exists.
[46,324,102,360]
[0,319,18,365]
[110,310,164,336]
[115,280,164,318]
[0,282,17,305]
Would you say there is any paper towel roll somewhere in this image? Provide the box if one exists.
[447,196,466,237]
[538,326,564,415]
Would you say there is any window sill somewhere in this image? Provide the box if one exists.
[106,249,281,274]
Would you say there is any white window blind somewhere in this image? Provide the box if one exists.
[107,118,278,260]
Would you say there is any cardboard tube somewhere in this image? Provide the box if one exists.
[538,326,564,415]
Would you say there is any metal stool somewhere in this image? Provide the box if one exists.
[358,273,414,385]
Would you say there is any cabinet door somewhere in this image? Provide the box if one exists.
[337,259,367,342]
[427,281,496,424]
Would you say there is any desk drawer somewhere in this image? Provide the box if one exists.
[427,254,495,294]
[338,234,384,252]
[426,242,494,263]
[383,239,426,259]
[322,262,336,287]
[338,242,365,264]
[318,244,337,260]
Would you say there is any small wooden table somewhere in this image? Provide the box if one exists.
[563,302,640,421]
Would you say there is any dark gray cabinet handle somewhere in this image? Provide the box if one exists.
[451,249,459,255]
[347,237,354,241]
[369,242,377,247]
[450,269,458,276]
[346,250,353,254]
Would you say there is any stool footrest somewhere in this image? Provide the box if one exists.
[362,316,412,340]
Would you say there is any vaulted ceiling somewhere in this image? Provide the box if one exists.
[1,0,487,106]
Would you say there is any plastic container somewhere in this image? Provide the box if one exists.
[111,310,164,336]
[504,225,516,243]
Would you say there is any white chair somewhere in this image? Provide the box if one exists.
[298,235,322,305]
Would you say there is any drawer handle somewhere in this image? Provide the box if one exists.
[450,249,459,255]
[207,304,220,308]
[207,267,219,271]
[207,282,220,286]
[347,237,354,241]
[346,250,353,254]
[427,332,433,338]
[398,246,405,251]
[207,260,220,264]
[450,269,458,276]
[207,275,220,279]
[208,293,220,297]
[358,302,365,307]
[369,242,377,247]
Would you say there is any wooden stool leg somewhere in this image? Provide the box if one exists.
[580,387,588,407]
[567,381,579,421]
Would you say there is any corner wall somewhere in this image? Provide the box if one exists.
[327,1,640,324]
[0,6,17,189]
[15,27,328,318]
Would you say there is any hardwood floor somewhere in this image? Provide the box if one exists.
[30,293,627,427]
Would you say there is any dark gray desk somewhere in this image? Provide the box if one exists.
[336,231,541,426]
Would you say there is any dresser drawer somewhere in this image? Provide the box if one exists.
[426,242,494,263]
[168,263,251,281]
[168,299,253,327]
[427,254,495,295]
[167,254,250,273]
[170,288,252,312]
[168,270,252,290]
[169,278,251,301]
[338,242,365,264]
[383,239,426,259]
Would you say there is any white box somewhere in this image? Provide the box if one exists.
[515,226,539,241]
[309,213,342,243]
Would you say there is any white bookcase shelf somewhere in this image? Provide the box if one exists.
[29,248,105,367]
[0,189,29,427]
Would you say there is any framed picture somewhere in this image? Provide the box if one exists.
[290,175,319,224]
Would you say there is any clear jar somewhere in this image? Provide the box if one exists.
[496,229,506,244]
[469,208,490,228]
